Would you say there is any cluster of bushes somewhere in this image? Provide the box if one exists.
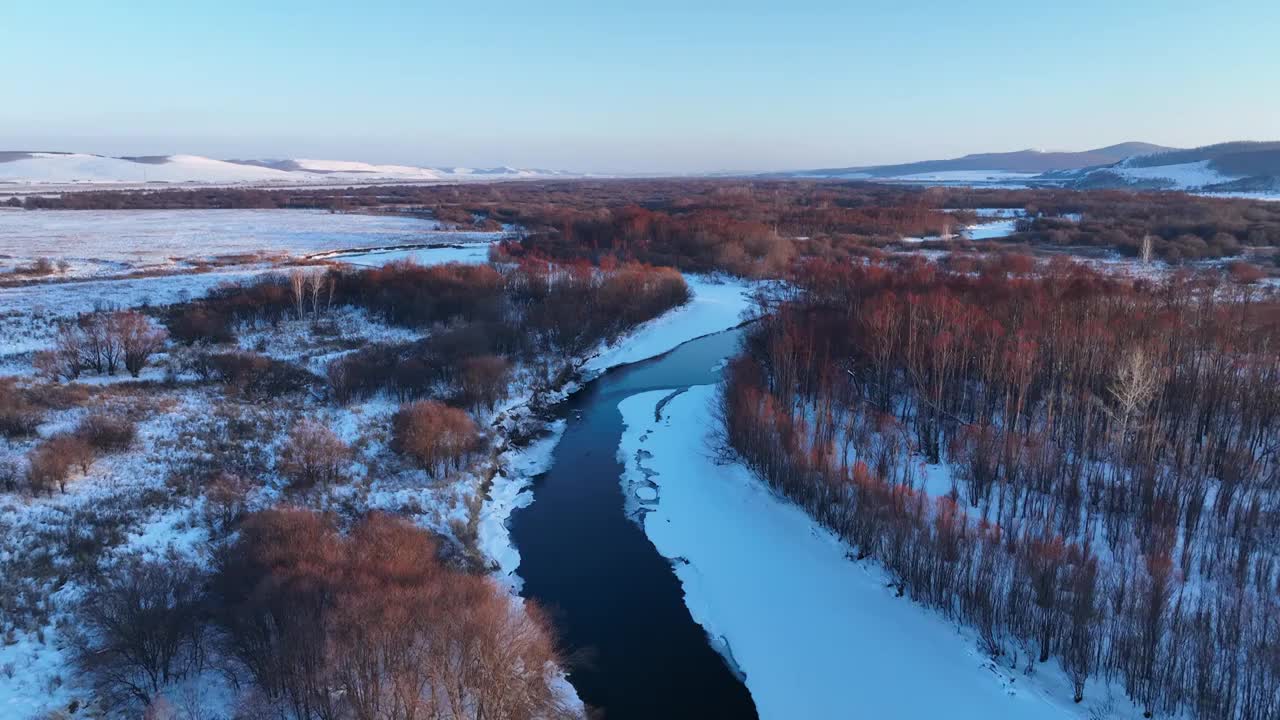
[182,350,319,399]
[164,262,679,407]
[8,256,69,277]
[166,274,316,345]
[36,311,167,380]
[73,509,579,717]
[391,400,483,479]
[20,414,137,495]
[333,261,505,329]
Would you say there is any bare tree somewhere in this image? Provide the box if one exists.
[75,559,205,709]
[289,270,307,320]
[112,312,168,378]
[1108,347,1160,445]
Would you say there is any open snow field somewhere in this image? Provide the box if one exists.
[0,209,501,363]
[618,385,1142,720]
[0,209,501,279]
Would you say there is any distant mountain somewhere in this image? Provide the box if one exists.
[782,142,1175,180]
[0,151,577,186]
[1052,141,1280,192]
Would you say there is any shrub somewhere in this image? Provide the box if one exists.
[0,458,20,493]
[203,472,251,535]
[167,306,233,345]
[211,510,576,719]
[0,378,42,438]
[1227,260,1266,284]
[31,434,96,493]
[204,351,316,398]
[26,439,73,495]
[391,400,482,478]
[458,354,511,412]
[276,420,349,490]
[76,414,137,453]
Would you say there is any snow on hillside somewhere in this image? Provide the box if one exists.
[1107,159,1239,188]
[0,152,298,184]
[290,158,446,178]
[618,385,1139,720]
[0,152,574,186]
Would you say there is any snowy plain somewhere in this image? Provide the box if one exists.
[0,209,500,278]
[617,385,1139,720]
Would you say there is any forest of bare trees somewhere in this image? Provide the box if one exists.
[721,258,1280,718]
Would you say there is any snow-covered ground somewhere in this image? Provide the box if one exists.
[581,275,755,375]
[479,422,566,591]
[318,242,494,267]
[0,209,499,278]
[965,218,1019,240]
[617,385,1136,720]
[1106,159,1237,189]
[0,266,280,358]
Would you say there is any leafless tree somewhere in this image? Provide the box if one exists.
[112,312,168,377]
[74,559,205,708]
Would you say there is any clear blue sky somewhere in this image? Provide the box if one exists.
[2,0,1276,173]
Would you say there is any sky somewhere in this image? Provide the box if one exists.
[2,1,1277,173]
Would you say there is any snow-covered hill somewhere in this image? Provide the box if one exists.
[777,141,1280,195]
[777,142,1174,181]
[0,151,576,186]
[1056,142,1280,192]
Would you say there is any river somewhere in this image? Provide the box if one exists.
[508,328,757,719]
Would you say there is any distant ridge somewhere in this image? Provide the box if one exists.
[778,142,1175,179]
[1052,141,1280,192]
[772,140,1280,194]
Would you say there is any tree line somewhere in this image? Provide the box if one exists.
[17,179,1280,272]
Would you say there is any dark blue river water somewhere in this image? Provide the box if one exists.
[509,329,757,719]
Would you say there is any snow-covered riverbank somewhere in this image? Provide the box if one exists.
[617,384,1130,719]
[476,273,755,586]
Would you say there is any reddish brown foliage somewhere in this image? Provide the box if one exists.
[392,400,481,478]
[212,509,576,719]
